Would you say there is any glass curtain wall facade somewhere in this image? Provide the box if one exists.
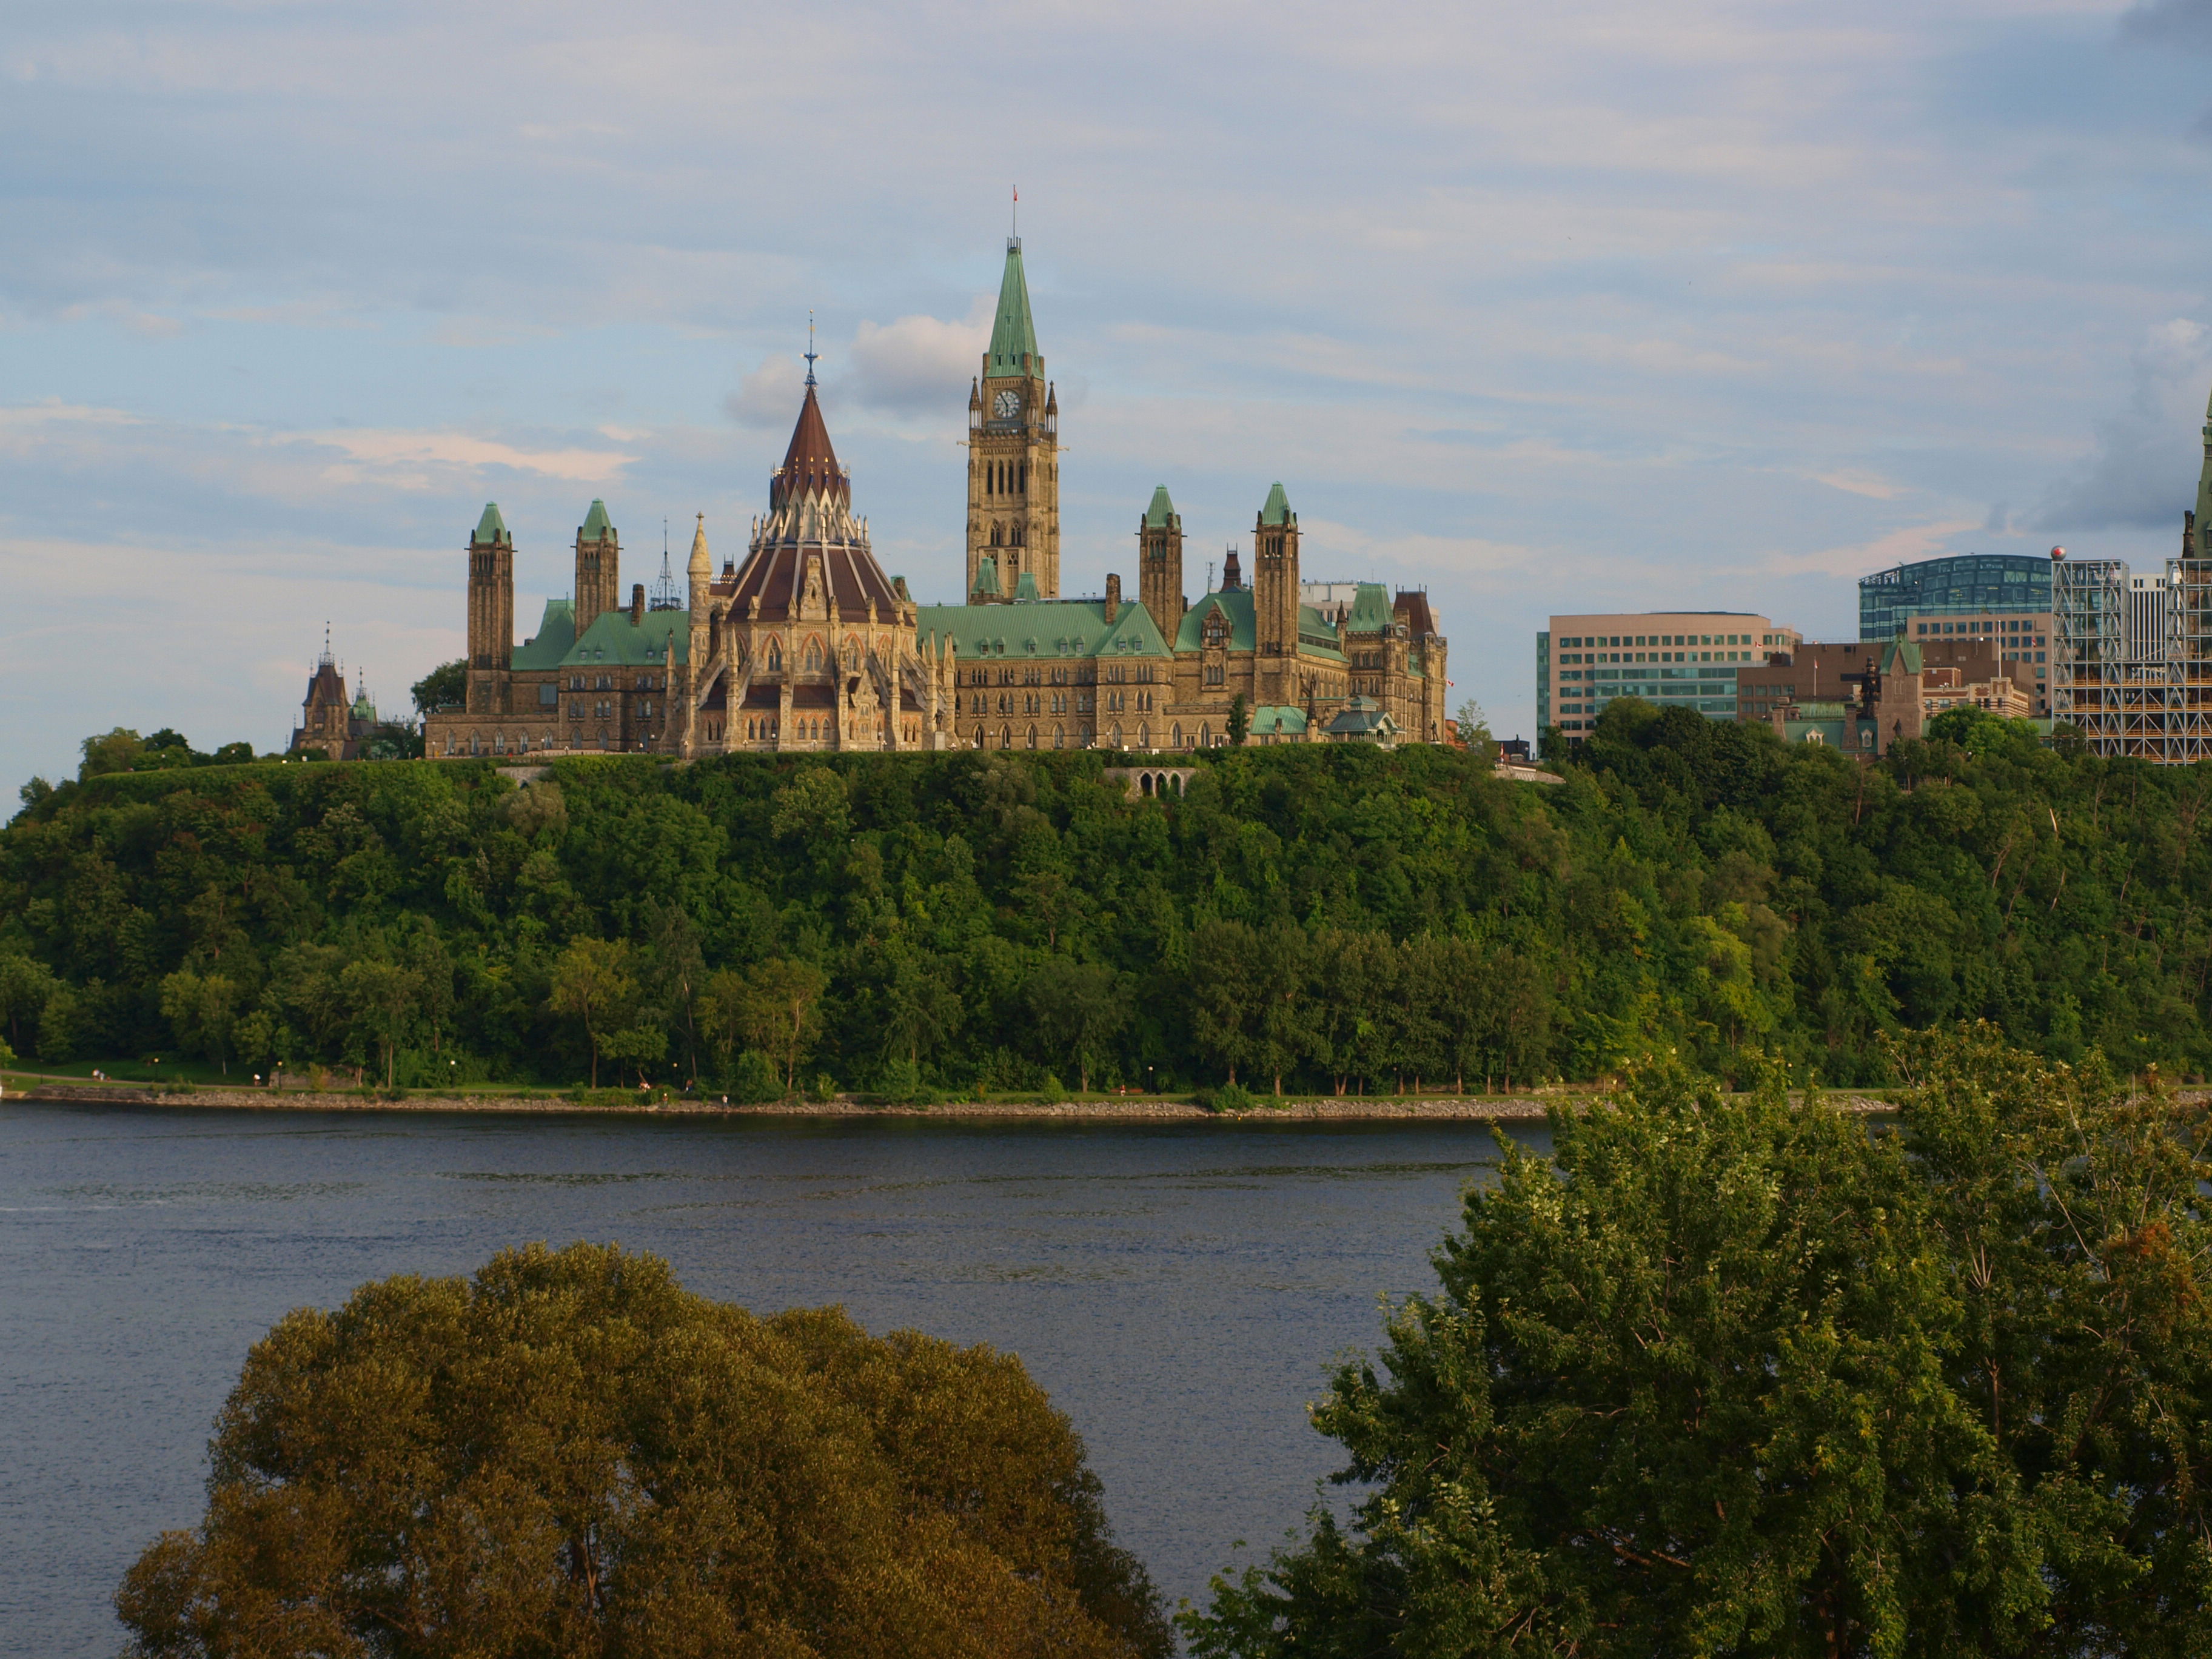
[1858,554,2051,637]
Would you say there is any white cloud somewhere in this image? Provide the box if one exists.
[845,297,993,414]
[724,355,808,429]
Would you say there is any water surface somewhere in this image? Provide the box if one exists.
[0,1102,1539,1655]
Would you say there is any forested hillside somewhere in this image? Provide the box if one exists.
[4,700,2209,1094]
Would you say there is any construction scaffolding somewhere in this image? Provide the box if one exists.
[2053,530,2212,762]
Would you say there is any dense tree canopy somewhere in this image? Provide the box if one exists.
[1182,1027,2212,1657]
[7,701,2212,1092]
[117,1242,1170,1659]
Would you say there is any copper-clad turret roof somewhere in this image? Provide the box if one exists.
[772,383,848,509]
[719,386,903,619]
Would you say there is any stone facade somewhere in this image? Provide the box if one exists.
[423,233,1450,760]
[290,649,377,760]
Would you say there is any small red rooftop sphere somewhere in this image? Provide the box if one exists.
[2051,546,2066,559]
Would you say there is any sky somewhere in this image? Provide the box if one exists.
[5,0,2212,795]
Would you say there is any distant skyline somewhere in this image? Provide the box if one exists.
[6,0,2212,795]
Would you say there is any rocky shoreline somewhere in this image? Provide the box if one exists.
[3,1081,1901,1122]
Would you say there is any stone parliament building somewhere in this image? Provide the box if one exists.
[423,236,1449,760]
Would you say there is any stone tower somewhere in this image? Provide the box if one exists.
[574,498,620,637]
[966,237,1060,598]
[465,502,514,715]
[1138,484,1185,641]
[1252,481,1301,706]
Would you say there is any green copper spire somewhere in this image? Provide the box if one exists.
[971,554,1002,598]
[2198,379,2212,534]
[1144,485,1178,528]
[580,499,612,540]
[474,503,510,545]
[1259,481,1295,527]
[987,238,1040,379]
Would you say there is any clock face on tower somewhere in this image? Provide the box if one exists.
[992,389,1021,420]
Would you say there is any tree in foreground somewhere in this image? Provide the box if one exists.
[1184,1026,2212,1658]
[118,1242,1170,1659]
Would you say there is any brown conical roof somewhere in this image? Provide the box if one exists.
[773,383,847,509]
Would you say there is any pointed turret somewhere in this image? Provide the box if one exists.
[580,498,612,541]
[1259,481,1295,528]
[688,512,711,578]
[774,383,848,509]
[474,503,511,546]
[987,237,1041,378]
[1138,485,1185,640]
[972,554,1003,602]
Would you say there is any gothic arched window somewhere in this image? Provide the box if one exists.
[767,638,783,672]
[804,637,823,672]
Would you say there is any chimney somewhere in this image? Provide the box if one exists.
[1104,573,1121,623]
[631,583,645,625]
[1222,548,1243,590]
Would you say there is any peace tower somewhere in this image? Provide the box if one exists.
[965,238,1061,599]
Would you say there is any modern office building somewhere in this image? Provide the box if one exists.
[1539,612,1800,745]
[1856,553,2053,714]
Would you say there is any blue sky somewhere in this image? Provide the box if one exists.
[5,0,2212,793]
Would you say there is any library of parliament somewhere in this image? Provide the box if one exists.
[418,236,1449,761]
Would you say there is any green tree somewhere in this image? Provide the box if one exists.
[1454,696,1496,760]
[340,958,423,1089]
[116,1243,1170,1659]
[546,937,637,1087]
[1184,1028,2212,1658]
[1227,694,1250,747]
[79,727,145,779]
[1189,919,1258,1086]
[409,659,466,716]
[1249,920,1313,1096]
[0,951,59,1054]
[881,948,962,1071]
[598,1023,668,1088]
[158,970,243,1074]
[1024,958,1127,1094]
[741,957,829,1095]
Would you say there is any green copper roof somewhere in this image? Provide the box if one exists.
[987,239,1040,379]
[1168,589,1346,663]
[1249,706,1307,736]
[917,597,1172,663]
[580,499,612,541]
[1880,636,1923,675]
[1014,570,1042,602]
[1259,481,1295,527]
[1344,582,1394,632]
[1176,589,1254,652]
[512,599,577,671]
[563,605,690,668]
[474,503,510,545]
[1144,485,1178,528]
[971,555,1002,599]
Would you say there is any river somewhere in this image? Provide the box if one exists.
[0,1101,1541,1655]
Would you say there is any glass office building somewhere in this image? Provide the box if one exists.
[1858,554,2051,640]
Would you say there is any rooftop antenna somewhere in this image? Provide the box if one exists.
[1012,184,1019,243]
[649,515,682,611]
[805,311,818,387]
[319,621,333,668]
[1206,558,1216,593]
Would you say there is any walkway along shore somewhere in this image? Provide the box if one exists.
[1,1079,1900,1122]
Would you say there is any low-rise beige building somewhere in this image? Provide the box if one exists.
[1540,611,1801,743]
